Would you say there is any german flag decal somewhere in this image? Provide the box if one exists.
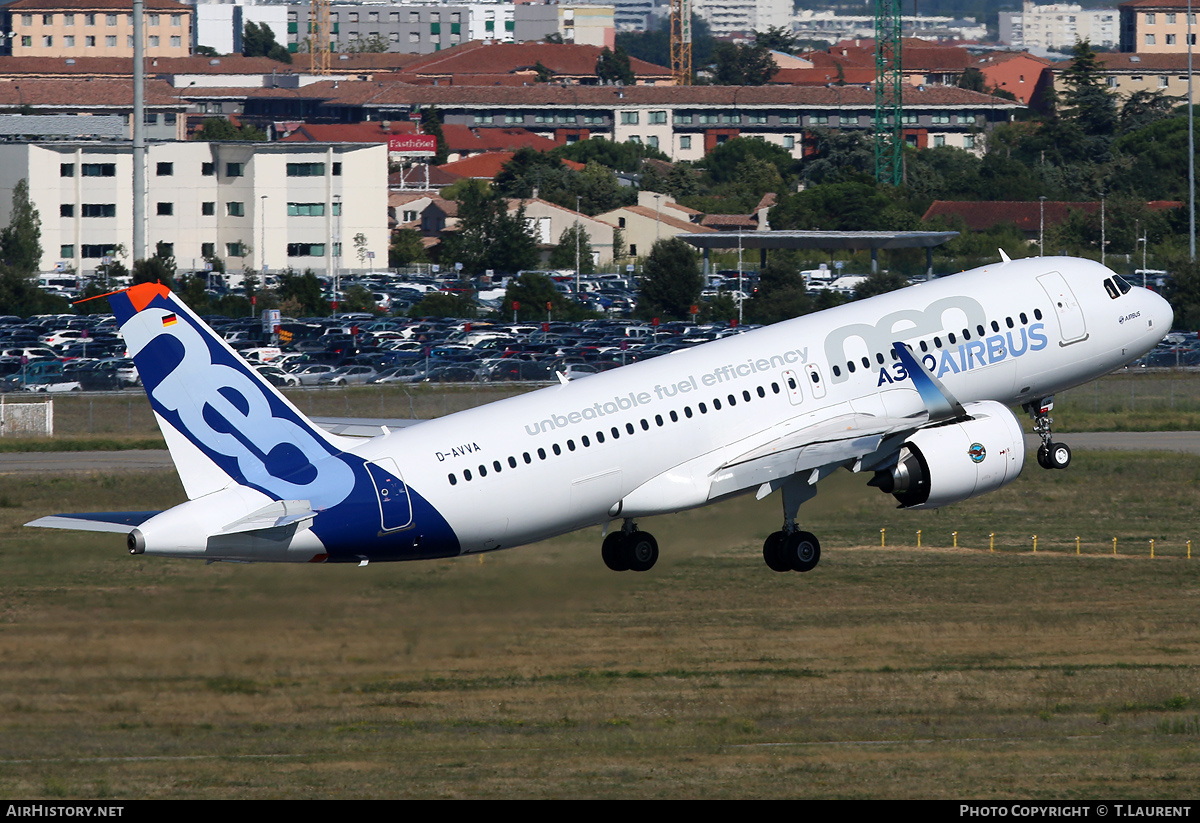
[162,313,178,327]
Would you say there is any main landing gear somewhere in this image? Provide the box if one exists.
[762,474,823,573]
[1025,396,1072,470]
[602,520,659,572]
[762,529,821,573]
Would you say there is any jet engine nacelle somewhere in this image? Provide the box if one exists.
[870,400,1025,509]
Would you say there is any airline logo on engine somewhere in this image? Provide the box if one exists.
[968,443,986,464]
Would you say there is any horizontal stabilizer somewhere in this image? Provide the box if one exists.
[218,500,316,535]
[25,511,161,534]
[310,417,423,439]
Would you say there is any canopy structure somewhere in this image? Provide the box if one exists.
[679,230,959,277]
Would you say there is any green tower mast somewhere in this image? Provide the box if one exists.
[874,0,903,186]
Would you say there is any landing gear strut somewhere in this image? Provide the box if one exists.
[602,520,658,572]
[1026,397,1071,470]
[762,474,822,573]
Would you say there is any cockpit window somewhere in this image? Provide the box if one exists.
[1104,278,1120,299]
[1114,275,1132,294]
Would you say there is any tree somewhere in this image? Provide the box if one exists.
[193,117,267,141]
[342,34,388,54]
[533,60,555,83]
[242,22,291,64]
[390,228,427,268]
[503,272,588,322]
[853,270,910,300]
[132,242,177,289]
[744,258,812,325]
[548,224,595,275]
[711,42,778,86]
[353,232,370,269]
[277,269,329,316]
[957,67,986,92]
[0,179,41,274]
[753,26,799,55]
[420,106,449,165]
[441,185,538,275]
[596,46,635,85]
[637,238,702,320]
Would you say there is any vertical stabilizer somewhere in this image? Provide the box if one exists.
[110,283,358,508]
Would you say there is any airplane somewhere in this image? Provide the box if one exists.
[27,256,1171,573]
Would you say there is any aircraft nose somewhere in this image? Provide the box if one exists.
[1149,288,1174,336]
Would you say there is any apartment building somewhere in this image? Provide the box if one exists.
[241,83,1021,162]
[0,141,387,276]
[998,2,1119,52]
[1119,0,1197,53]
[0,0,193,58]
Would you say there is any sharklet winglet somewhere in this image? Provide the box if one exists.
[892,341,967,423]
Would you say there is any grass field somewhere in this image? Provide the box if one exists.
[1,449,1198,799]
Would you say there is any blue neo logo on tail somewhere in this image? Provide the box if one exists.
[121,301,355,510]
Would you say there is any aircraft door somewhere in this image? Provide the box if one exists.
[1037,272,1087,344]
[781,369,803,405]
[805,364,827,399]
[365,458,414,532]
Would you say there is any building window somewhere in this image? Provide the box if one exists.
[107,14,117,26]
[81,163,115,177]
[620,111,639,125]
[647,135,659,149]
[679,135,691,150]
[226,162,244,177]
[43,13,53,24]
[202,162,215,176]
[85,36,94,46]
[227,242,245,257]
[1167,34,1177,45]
[648,110,667,124]
[155,162,173,176]
[287,202,326,216]
[148,13,159,25]
[171,14,181,26]
[105,35,116,47]
[201,243,215,257]
[61,245,74,258]
[227,202,245,216]
[148,36,159,47]
[60,163,74,177]
[60,204,74,217]
[81,204,117,218]
[64,36,74,47]
[201,202,215,216]
[287,243,326,256]
[1146,13,1156,24]
[964,134,976,150]
[156,202,173,216]
[783,135,795,149]
[1146,34,1156,45]
[20,37,30,47]
[81,244,117,258]
[933,135,946,147]
[332,162,342,176]
[286,162,325,176]
[170,36,180,47]
[43,36,53,47]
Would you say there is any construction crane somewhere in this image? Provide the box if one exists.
[670,0,691,85]
[873,0,902,185]
[309,0,331,75]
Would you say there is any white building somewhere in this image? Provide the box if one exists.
[793,10,988,43]
[999,3,1119,53]
[0,141,387,277]
[693,0,790,37]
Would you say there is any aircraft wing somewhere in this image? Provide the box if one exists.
[709,341,967,501]
[707,411,922,500]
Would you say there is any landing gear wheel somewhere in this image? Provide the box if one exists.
[763,531,790,572]
[626,531,659,572]
[784,531,821,573]
[1048,441,1072,470]
[602,531,630,572]
[1036,443,1052,470]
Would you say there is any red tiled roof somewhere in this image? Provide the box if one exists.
[436,152,515,180]
[439,124,560,153]
[770,67,877,86]
[278,121,420,142]
[0,77,179,107]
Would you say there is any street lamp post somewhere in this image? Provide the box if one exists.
[1039,196,1047,257]
[260,195,267,275]
[332,194,342,315]
[575,194,582,296]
